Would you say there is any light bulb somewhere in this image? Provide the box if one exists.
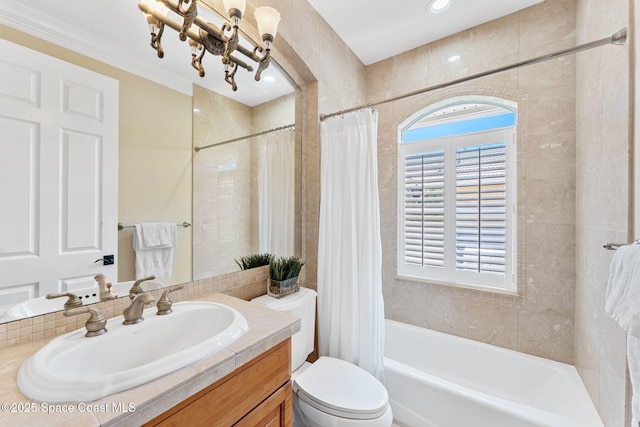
[255,6,281,48]
[223,0,246,25]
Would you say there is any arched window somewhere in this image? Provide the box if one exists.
[397,99,517,293]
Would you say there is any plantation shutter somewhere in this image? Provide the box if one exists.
[404,150,445,268]
[455,143,507,273]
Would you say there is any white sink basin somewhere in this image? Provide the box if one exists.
[17,301,248,402]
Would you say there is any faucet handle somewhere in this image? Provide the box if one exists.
[156,285,184,315]
[64,307,107,337]
[46,292,83,309]
[129,275,156,295]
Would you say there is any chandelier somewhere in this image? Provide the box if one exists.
[138,0,281,91]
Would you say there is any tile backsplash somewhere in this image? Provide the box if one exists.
[0,266,270,350]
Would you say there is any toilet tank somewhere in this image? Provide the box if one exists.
[251,287,317,371]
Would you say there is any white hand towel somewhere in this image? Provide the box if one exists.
[628,335,640,427]
[605,243,640,337]
[133,223,177,280]
[140,222,176,248]
[606,242,640,427]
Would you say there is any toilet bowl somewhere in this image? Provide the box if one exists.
[252,288,392,427]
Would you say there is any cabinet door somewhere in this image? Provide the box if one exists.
[234,381,292,427]
[144,339,291,427]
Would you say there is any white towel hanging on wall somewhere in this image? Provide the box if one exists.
[606,242,640,427]
[133,222,177,280]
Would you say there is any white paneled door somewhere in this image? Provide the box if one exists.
[0,39,118,305]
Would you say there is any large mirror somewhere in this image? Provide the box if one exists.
[0,0,300,323]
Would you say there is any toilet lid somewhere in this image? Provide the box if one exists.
[251,287,316,311]
[293,356,389,420]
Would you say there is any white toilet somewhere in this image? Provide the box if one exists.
[252,287,392,427]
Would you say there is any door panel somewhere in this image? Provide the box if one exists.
[0,116,39,258]
[0,39,118,304]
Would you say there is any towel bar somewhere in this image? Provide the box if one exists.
[603,240,639,250]
[118,222,191,231]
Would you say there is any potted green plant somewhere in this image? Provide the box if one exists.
[268,256,305,298]
[235,253,274,270]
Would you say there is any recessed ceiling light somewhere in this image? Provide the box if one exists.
[448,54,461,62]
[429,0,451,14]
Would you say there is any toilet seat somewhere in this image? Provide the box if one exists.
[293,356,389,420]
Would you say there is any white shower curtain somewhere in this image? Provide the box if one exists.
[317,108,385,382]
[257,129,295,257]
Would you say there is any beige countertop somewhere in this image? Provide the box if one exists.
[0,292,300,427]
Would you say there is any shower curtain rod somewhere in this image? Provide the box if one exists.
[320,28,628,121]
[194,123,295,152]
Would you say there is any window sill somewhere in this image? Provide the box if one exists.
[395,274,520,297]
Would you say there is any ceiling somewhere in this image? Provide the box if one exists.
[0,0,544,105]
[307,0,544,65]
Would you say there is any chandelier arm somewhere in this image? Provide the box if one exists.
[225,62,239,91]
[222,29,239,66]
[175,0,193,15]
[254,51,271,81]
[191,48,206,77]
[151,23,165,58]
[157,0,198,41]
[193,16,229,43]
[251,45,269,61]
[227,54,253,72]
[139,3,203,43]
[197,30,251,72]
[221,23,234,36]
[237,44,264,63]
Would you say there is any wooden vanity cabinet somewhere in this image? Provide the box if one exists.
[144,338,292,427]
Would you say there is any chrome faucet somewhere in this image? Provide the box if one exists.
[156,285,184,315]
[65,307,107,337]
[123,292,156,325]
[128,275,156,295]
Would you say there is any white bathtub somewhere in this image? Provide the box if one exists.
[384,319,604,427]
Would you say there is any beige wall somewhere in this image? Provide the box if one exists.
[117,77,192,284]
[0,25,193,285]
[575,0,631,425]
[367,0,578,363]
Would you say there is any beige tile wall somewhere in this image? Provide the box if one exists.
[367,0,578,363]
[192,87,297,279]
[192,85,254,280]
[0,267,271,350]
[575,0,631,425]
